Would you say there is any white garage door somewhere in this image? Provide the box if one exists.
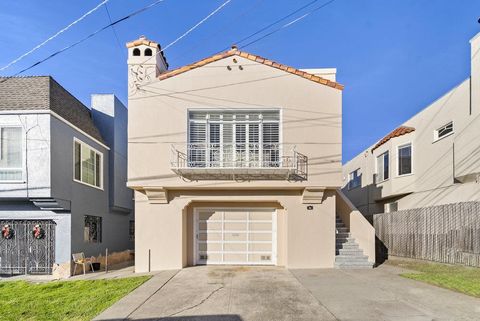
[194,208,276,265]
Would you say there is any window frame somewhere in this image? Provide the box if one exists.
[84,215,102,243]
[396,142,413,177]
[186,108,282,168]
[0,125,25,183]
[376,151,390,183]
[73,138,104,190]
[348,168,361,190]
[433,121,454,142]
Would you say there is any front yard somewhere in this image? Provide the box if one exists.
[0,276,150,321]
[387,258,480,298]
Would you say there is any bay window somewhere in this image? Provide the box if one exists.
[74,139,102,189]
[0,127,23,182]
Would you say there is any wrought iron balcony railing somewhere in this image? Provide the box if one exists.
[171,143,307,181]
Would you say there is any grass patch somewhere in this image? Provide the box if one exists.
[387,258,480,298]
[0,276,150,321]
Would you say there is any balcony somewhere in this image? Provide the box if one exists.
[171,143,308,181]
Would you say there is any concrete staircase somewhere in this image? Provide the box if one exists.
[335,216,374,269]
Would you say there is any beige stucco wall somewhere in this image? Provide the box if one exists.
[128,54,342,190]
[343,32,480,216]
[128,48,343,271]
[133,189,336,272]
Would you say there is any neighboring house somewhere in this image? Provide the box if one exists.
[0,76,133,277]
[342,32,480,220]
[127,36,375,271]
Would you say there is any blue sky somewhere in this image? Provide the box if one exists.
[1,0,479,162]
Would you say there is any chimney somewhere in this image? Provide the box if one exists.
[126,36,168,94]
[470,31,480,115]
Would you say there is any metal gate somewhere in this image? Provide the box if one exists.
[0,220,55,275]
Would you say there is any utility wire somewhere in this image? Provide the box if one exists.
[240,0,337,49]
[0,0,165,82]
[104,2,123,51]
[137,0,233,69]
[221,0,321,51]
[0,0,111,71]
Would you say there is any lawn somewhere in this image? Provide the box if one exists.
[0,276,150,321]
[387,258,480,298]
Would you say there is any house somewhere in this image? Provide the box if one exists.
[126,36,375,271]
[342,32,480,220]
[0,76,133,277]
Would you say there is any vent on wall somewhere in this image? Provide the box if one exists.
[199,255,208,260]
[261,255,271,261]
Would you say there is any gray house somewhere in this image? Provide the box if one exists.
[0,76,133,277]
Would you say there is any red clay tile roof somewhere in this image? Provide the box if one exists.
[372,126,415,152]
[157,47,344,90]
[126,35,159,48]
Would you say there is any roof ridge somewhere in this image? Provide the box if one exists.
[157,49,344,90]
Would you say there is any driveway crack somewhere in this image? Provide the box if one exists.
[169,285,224,317]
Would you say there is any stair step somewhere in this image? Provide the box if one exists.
[336,237,355,242]
[335,262,374,269]
[336,244,360,250]
[336,232,351,238]
[336,227,349,233]
[335,255,369,263]
[336,248,364,255]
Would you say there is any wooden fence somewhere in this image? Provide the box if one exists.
[373,202,480,267]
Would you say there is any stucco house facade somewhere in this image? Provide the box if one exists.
[127,36,375,271]
[0,77,133,277]
[342,32,480,220]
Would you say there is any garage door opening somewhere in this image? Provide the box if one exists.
[194,208,277,265]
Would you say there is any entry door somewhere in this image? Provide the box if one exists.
[194,209,276,265]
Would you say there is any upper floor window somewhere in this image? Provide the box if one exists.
[0,127,23,182]
[188,110,280,168]
[434,121,453,141]
[348,169,361,190]
[376,151,389,182]
[74,139,103,189]
[398,143,412,176]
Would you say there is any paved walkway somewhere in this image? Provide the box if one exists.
[292,265,480,321]
[94,264,480,321]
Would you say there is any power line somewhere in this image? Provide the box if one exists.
[137,0,233,69]
[0,0,166,82]
[240,0,338,49]
[0,0,110,71]
[104,2,123,52]
[221,0,322,51]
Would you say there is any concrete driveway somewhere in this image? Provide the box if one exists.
[95,265,480,321]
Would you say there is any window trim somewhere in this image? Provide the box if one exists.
[73,138,104,190]
[376,151,390,183]
[433,121,454,142]
[348,168,361,190]
[0,125,25,183]
[396,142,413,177]
[84,215,102,243]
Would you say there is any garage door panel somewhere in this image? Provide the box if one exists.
[198,232,222,241]
[249,232,272,241]
[198,243,222,251]
[224,232,247,241]
[195,209,275,265]
[224,243,247,251]
[224,211,248,220]
[249,242,272,251]
[224,222,247,231]
[224,253,247,262]
[199,222,222,230]
[249,222,272,231]
[199,211,221,220]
